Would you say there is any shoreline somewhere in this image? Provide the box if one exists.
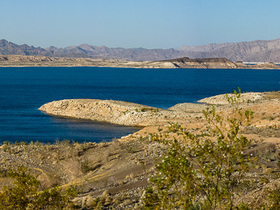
[38,90,280,127]
[0,90,280,208]
[38,90,280,144]
[1,55,280,69]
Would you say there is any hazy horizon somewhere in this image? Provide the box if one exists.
[2,37,280,51]
[1,0,280,49]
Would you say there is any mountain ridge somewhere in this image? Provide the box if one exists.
[1,38,280,62]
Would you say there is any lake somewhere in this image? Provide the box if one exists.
[0,67,279,143]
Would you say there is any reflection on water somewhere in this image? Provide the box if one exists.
[49,116,142,143]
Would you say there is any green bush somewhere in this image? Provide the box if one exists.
[143,90,256,209]
[0,167,77,209]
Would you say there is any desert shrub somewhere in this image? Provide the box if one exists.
[143,90,256,209]
[140,107,159,112]
[0,167,77,209]
[265,186,280,209]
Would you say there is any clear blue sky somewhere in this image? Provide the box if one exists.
[1,0,280,49]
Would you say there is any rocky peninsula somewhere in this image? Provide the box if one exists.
[1,91,280,208]
[38,99,199,127]
[39,91,280,131]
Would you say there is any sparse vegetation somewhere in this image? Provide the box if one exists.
[0,167,77,209]
[135,107,159,113]
[143,90,257,209]
[0,90,280,208]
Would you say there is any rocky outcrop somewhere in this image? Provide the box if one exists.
[39,99,178,126]
[161,57,238,69]
[159,57,280,69]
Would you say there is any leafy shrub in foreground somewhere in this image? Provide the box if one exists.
[143,90,256,209]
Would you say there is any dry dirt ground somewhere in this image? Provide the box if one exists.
[1,91,280,209]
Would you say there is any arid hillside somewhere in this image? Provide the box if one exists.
[1,91,280,208]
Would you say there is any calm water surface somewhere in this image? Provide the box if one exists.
[0,67,279,143]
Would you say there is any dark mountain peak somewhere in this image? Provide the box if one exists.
[0,39,48,56]
[47,46,58,50]
[0,39,9,46]
[78,44,95,50]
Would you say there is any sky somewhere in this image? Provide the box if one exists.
[1,0,280,49]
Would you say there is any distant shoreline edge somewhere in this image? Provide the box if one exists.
[1,55,280,69]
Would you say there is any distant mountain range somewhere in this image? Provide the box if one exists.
[1,38,280,62]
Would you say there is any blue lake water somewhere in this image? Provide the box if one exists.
[0,67,280,143]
